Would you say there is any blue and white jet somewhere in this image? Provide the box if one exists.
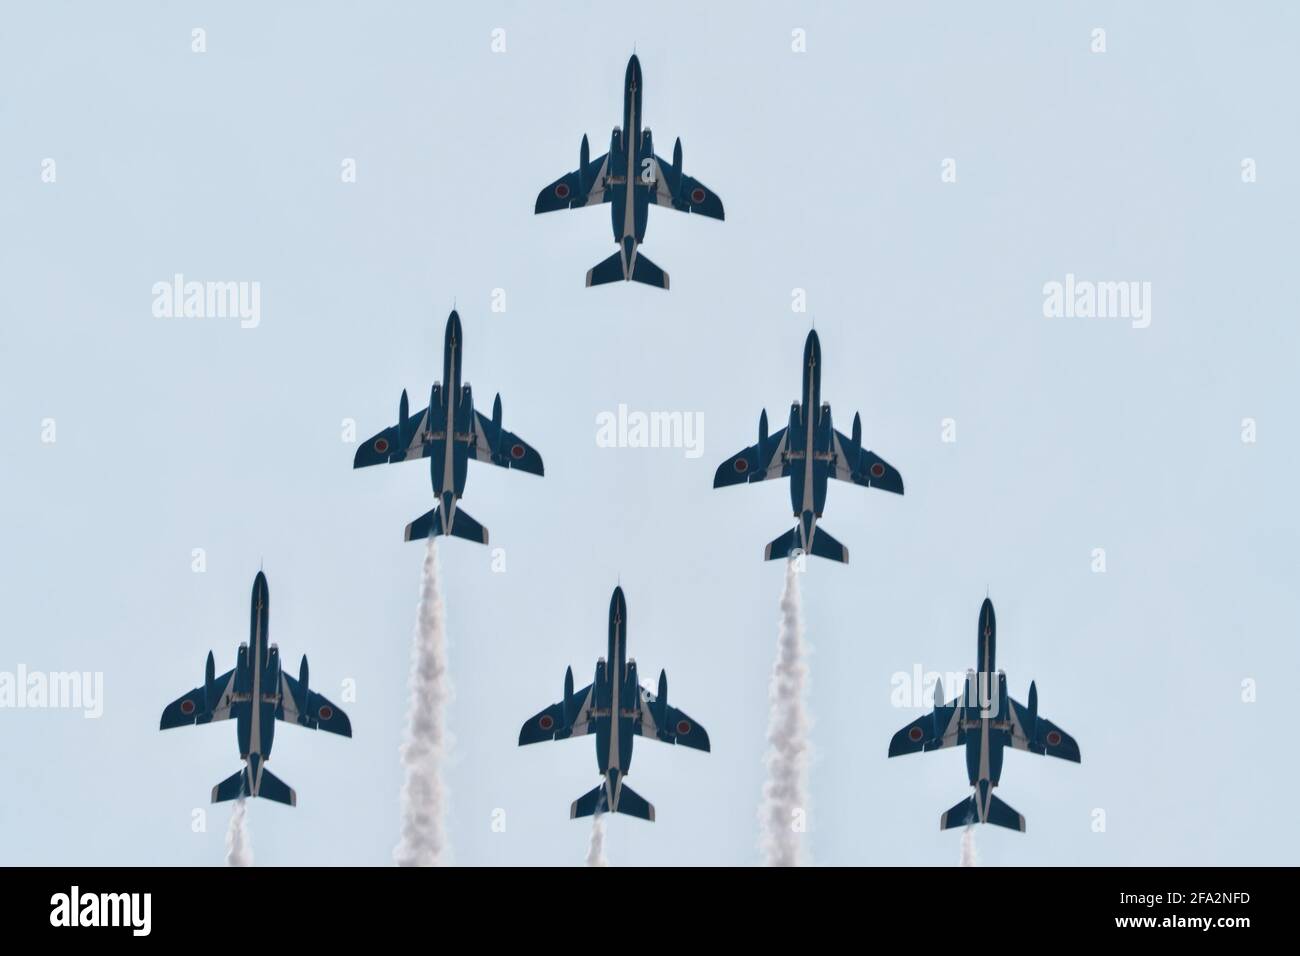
[518,586,710,822]
[888,598,1081,832]
[160,571,352,807]
[353,310,543,544]
[714,329,904,563]
[534,54,724,289]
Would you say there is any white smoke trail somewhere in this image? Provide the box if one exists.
[960,825,978,867]
[393,537,452,866]
[585,814,608,867]
[225,797,253,866]
[759,559,811,866]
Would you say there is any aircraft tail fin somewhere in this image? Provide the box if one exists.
[585,251,670,290]
[255,768,297,807]
[570,781,655,822]
[985,794,1025,832]
[404,505,489,545]
[211,769,248,804]
[586,252,625,287]
[211,767,297,807]
[939,792,1025,832]
[763,526,800,562]
[629,252,668,289]
[808,524,849,563]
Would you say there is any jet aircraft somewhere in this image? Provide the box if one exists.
[353,310,543,544]
[534,54,724,289]
[888,598,1081,831]
[160,571,352,806]
[518,587,709,821]
[713,329,903,563]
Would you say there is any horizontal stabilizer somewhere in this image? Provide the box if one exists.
[586,252,624,287]
[629,252,668,289]
[808,524,849,563]
[404,505,488,545]
[211,769,247,804]
[570,781,655,821]
[763,527,800,562]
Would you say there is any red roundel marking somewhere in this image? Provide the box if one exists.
[554,182,571,199]
[869,462,885,478]
[180,699,196,715]
[1046,730,1062,747]
[690,187,706,204]
[510,443,526,460]
[374,437,390,454]
[676,720,692,735]
[539,714,555,730]
[908,726,924,742]
[318,705,333,721]
[734,458,749,473]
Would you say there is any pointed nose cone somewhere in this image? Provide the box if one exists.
[626,54,641,88]
[252,571,268,606]
[610,586,627,625]
[803,329,820,366]
[979,598,996,637]
[445,310,461,348]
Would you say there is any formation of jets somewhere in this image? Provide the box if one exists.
[158,52,1081,843]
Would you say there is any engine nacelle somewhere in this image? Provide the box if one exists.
[672,136,682,172]
[595,658,606,692]
[578,133,590,191]
[995,670,1008,719]
[610,128,623,168]
[298,655,309,701]
[266,644,281,687]
[430,382,441,414]
[851,411,862,454]
[758,408,769,450]
[461,383,472,410]
[1027,680,1039,734]
[625,659,638,700]
[655,669,669,727]
[492,393,502,433]
[930,678,946,738]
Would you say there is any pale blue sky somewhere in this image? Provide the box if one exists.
[1,1,1296,865]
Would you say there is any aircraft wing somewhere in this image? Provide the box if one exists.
[831,429,904,494]
[159,669,237,729]
[713,426,790,488]
[1007,698,1081,762]
[649,155,725,220]
[472,409,544,476]
[534,153,612,213]
[278,672,353,738]
[353,407,439,469]
[518,683,596,745]
[888,697,964,756]
[634,686,711,752]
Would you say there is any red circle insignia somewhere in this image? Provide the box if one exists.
[676,720,692,735]
[180,699,196,715]
[734,458,749,473]
[539,714,555,730]
[374,438,390,454]
[690,187,706,204]
[1046,730,1062,747]
[870,463,885,478]
[318,706,333,721]
[555,183,571,199]
[908,726,924,742]
[510,444,525,459]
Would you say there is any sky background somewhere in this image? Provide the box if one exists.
[1,1,1296,866]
